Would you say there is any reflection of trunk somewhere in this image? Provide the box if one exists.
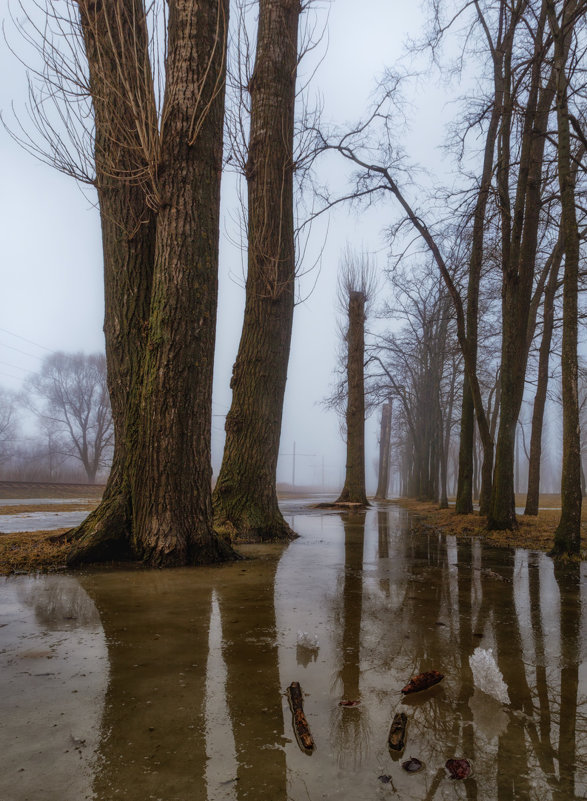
[78,574,213,798]
[525,245,561,514]
[217,556,287,799]
[332,512,368,769]
[374,402,392,500]
[213,0,301,542]
[337,292,368,505]
[528,554,554,771]
[554,561,580,801]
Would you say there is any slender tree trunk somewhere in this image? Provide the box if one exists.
[525,242,561,515]
[337,291,368,505]
[489,2,559,530]
[456,53,503,515]
[549,0,583,556]
[130,0,232,565]
[374,401,392,500]
[213,0,301,541]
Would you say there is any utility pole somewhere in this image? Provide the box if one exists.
[292,441,296,488]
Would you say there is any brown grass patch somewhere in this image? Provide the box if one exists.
[0,502,98,516]
[0,529,73,575]
[392,498,587,556]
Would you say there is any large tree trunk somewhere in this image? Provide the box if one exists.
[524,241,562,515]
[131,0,232,565]
[374,401,392,500]
[68,0,157,564]
[212,0,301,542]
[549,0,583,556]
[337,290,368,505]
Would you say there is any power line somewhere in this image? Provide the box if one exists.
[0,327,52,353]
[0,341,43,361]
[0,361,31,374]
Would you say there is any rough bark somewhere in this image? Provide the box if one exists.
[68,0,157,564]
[337,291,368,506]
[132,0,232,565]
[374,401,392,500]
[549,0,583,556]
[213,0,301,542]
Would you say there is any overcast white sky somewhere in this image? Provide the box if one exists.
[0,0,461,490]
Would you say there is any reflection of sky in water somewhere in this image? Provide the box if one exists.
[0,511,90,532]
[1,502,586,801]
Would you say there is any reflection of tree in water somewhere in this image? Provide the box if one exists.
[216,554,287,801]
[330,511,371,770]
[79,572,214,801]
[17,575,100,629]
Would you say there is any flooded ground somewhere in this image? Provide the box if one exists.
[1,501,586,801]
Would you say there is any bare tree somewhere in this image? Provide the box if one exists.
[333,249,376,506]
[25,352,112,483]
[213,0,304,541]
[0,388,19,464]
[548,0,586,556]
[7,1,234,565]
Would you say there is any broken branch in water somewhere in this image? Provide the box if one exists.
[286,681,315,754]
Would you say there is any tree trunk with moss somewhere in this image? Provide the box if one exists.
[337,290,368,506]
[131,0,232,565]
[68,0,157,564]
[548,0,583,556]
[68,0,233,566]
[213,0,300,542]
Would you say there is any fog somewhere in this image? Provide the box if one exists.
[0,1,563,493]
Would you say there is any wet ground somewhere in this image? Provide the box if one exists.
[1,501,586,801]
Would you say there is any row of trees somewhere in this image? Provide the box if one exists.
[8,0,587,563]
[324,0,586,556]
[8,0,310,565]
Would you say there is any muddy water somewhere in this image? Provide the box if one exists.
[1,503,586,801]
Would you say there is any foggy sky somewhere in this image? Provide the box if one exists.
[0,1,456,491]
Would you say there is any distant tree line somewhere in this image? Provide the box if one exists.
[0,352,113,484]
[318,0,587,556]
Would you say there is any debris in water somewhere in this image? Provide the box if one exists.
[286,681,315,754]
[445,758,472,779]
[469,647,510,704]
[387,712,407,752]
[338,699,361,707]
[402,757,423,773]
[378,775,392,784]
[401,670,444,694]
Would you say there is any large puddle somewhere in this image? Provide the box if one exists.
[1,502,586,801]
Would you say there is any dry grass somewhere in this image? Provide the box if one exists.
[0,529,73,575]
[393,496,587,556]
[0,502,98,516]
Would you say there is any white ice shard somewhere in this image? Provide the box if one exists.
[469,647,510,704]
[296,630,319,650]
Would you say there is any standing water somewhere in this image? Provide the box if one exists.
[1,503,586,800]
